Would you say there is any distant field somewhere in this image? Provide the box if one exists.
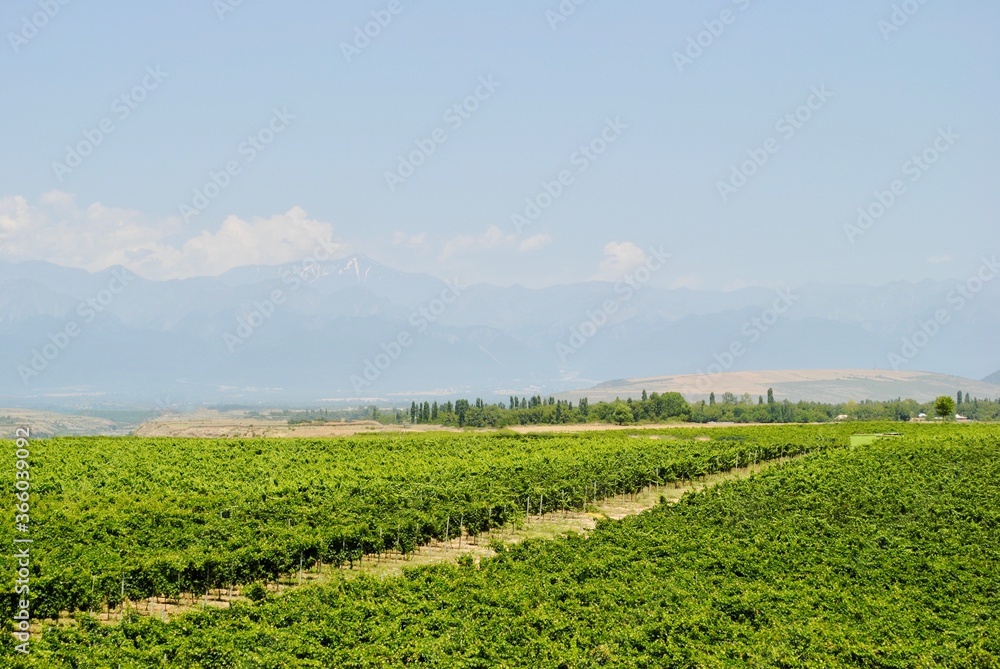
[5,423,997,667]
[133,413,465,438]
[0,409,130,438]
[133,412,765,438]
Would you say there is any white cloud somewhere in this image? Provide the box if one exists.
[0,191,346,279]
[518,234,551,253]
[0,195,31,239]
[145,208,346,279]
[391,231,429,249]
[926,254,954,265]
[441,225,547,259]
[592,241,647,281]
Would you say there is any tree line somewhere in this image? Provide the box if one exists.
[380,388,1000,427]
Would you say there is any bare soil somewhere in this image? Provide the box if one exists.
[132,413,759,438]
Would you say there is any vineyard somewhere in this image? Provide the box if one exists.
[0,425,853,622]
[5,423,999,667]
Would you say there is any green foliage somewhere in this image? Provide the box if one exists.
[935,395,957,418]
[609,400,634,425]
[487,538,507,554]
[0,426,841,621]
[8,424,998,667]
[242,582,268,603]
[289,391,1000,430]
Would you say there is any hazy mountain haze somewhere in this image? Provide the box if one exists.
[2,1,997,408]
[2,255,997,407]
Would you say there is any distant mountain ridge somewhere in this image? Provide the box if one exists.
[984,370,1000,384]
[1,256,998,408]
[560,370,1000,404]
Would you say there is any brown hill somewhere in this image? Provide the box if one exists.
[561,369,1000,404]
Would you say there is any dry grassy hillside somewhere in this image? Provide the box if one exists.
[561,369,1000,404]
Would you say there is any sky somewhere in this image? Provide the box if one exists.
[1,0,997,290]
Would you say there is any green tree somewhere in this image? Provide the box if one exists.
[455,399,470,426]
[609,401,634,425]
[935,396,956,419]
[654,392,690,419]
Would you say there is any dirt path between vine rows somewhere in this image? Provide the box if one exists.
[326,455,790,581]
[54,455,797,628]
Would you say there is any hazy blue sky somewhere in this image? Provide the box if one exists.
[1,0,997,289]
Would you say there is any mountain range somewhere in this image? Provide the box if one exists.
[1,255,998,409]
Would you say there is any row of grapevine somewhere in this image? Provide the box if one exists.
[0,424,864,618]
[4,423,996,667]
